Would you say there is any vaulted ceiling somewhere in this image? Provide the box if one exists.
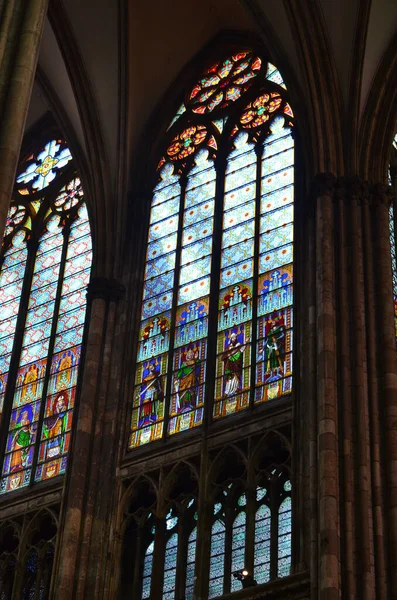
[26,0,397,194]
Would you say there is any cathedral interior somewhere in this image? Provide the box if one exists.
[0,0,397,598]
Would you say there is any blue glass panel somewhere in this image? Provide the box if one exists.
[224,181,256,212]
[0,316,18,342]
[183,199,215,227]
[222,221,255,249]
[221,239,254,268]
[163,533,178,597]
[263,133,293,160]
[182,218,214,247]
[56,268,90,296]
[150,196,180,224]
[259,243,293,274]
[220,260,253,289]
[225,163,257,192]
[185,179,216,208]
[261,165,293,195]
[178,277,210,305]
[180,237,212,265]
[261,204,293,232]
[147,233,178,261]
[231,511,246,590]
[145,253,176,280]
[142,291,173,319]
[24,301,56,328]
[148,214,179,242]
[259,223,293,250]
[186,527,197,600]
[143,271,175,300]
[209,520,225,599]
[278,497,291,577]
[179,255,211,285]
[53,325,85,353]
[254,503,271,584]
[261,184,293,215]
[262,148,293,176]
[142,540,154,600]
[152,179,180,204]
[223,202,255,230]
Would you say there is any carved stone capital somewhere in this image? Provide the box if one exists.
[311,172,336,199]
[87,276,125,303]
[335,176,370,205]
[369,182,394,208]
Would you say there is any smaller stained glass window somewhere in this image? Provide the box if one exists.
[209,518,226,598]
[142,540,154,600]
[185,527,197,600]
[277,496,292,578]
[231,510,246,591]
[163,532,178,599]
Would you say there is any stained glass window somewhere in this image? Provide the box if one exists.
[142,540,154,600]
[231,508,246,591]
[131,49,294,446]
[209,517,226,598]
[185,527,197,599]
[163,532,178,599]
[254,501,271,584]
[0,137,92,494]
[277,494,292,577]
[389,133,397,343]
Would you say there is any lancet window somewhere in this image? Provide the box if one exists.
[120,431,292,599]
[0,133,92,494]
[389,133,397,341]
[131,50,295,448]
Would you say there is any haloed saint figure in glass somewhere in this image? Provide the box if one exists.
[222,332,248,397]
[138,361,164,427]
[262,315,285,381]
[174,345,200,411]
[10,405,33,473]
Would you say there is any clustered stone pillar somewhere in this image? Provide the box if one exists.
[54,277,125,599]
[309,174,397,600]
[0,0,49,245]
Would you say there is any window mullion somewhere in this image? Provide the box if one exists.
[29,223,71,485]
[204,153,227,427]
[0,237,38,469]
[163,175,187,440]
[245,482,256,575]
[249,142,264,409]
[131,522,143,595]
[152,518,167,599]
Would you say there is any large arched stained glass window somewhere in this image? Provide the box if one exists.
[131,51,294,448]
[0,136,92,493]
[389,133,397,343]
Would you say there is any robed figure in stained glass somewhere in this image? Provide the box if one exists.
[138,361,164,426]
[10,405,33,472]
[222,332,248,397]
[43,391,68,459]
[174,346,200,412]
[263,316,285,381]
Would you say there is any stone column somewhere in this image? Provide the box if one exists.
[54,277,124,599]
[0,0,49,245]
[313,174,340,600]
[371,184,397,599]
